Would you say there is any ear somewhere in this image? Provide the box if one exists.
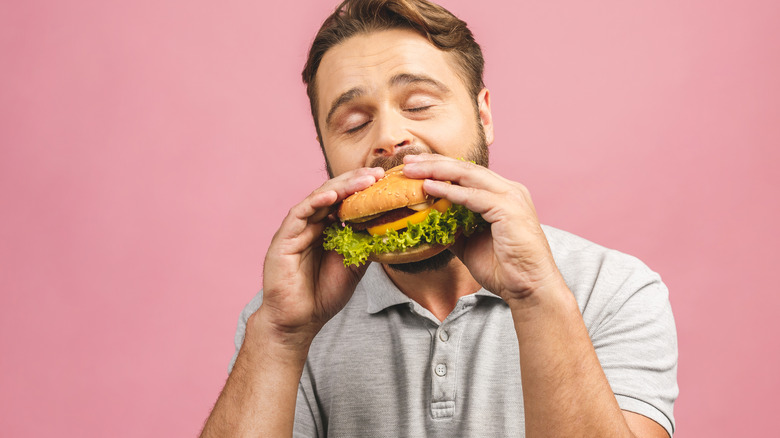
[477,88,494,146]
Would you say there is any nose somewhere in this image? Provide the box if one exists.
[371,111,413,158]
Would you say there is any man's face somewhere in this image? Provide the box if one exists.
[315,28,494,176]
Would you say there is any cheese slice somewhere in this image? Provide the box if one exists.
[408,199,435,211]
[367,198,452,236]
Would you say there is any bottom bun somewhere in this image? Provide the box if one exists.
[368,242,453,264]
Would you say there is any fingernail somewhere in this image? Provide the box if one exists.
[423,179,443,188]
[401,162,416,173]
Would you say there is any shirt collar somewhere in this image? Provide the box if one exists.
[363,264,413,314]
[361,263,502,314]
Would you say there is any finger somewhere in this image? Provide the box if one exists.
[422,179,494,217]
[307,167,384,223]
[402,153,445,164]
[277,190,338,244]
[274,167,385,247]
[424,179,525,225]
[318,167,385,202]
[424,178,536,225]
[293,167,384,225]
[403,157,509,193]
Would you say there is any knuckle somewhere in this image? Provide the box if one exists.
[458,159,478,170]
[356,166,376,175]
[506,191,526,206]
[518,183,530,195]
[291,197,315,216]
[465,186,481,197]
[509,182,530,198]
[286,205,300,220]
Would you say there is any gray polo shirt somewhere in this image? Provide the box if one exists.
[230,225,678,437]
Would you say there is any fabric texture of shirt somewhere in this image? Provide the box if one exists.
[229,225,678,437]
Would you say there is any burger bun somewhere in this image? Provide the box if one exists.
[339,164,429,222]
[367,241,452,264]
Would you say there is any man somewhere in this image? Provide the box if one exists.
[201,0,678,436]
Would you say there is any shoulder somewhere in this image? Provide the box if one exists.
[542,226,678,434]
[542,224,663,294]
[541,225,670,328]
[542,224,655,274]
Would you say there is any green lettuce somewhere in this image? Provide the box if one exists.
[323,204,486,266]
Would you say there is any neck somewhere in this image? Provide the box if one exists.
[382,257,481,322]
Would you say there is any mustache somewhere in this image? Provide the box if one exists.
[370,146,432,171]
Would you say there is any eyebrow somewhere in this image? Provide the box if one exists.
[324,73,452,129]
[388,73,451,94]
[325,87,365,129]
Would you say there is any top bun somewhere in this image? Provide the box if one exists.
[338,165,430,221]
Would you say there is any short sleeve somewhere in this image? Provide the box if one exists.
[588,255,678,436]
[293,380,322,437]
[228,290,323,438]
[227,290,263,374]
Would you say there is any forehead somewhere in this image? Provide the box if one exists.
[315,29,467,118]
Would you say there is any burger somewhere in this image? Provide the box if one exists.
[323,164,485,266]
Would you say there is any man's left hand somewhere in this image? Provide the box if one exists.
[402,154,565,307]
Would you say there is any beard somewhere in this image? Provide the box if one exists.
[377,124,489,274]
[386,249,456,274]
[370,125,489,172]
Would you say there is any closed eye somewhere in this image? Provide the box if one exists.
[346,120,371,134]
[405,106,433,113]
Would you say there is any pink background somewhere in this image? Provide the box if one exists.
[2,0,778,436]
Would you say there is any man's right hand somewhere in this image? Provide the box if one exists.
[249,166,386,352]
[200,167,384,438]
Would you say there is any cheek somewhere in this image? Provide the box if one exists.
[420,114,478,155]
[324,144,371,176]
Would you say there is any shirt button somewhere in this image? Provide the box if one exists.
[439,330,449,342]
[435,363,447,377]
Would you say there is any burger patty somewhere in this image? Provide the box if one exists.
[348,207,418,231]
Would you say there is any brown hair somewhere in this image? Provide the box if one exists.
[302,0,485,143]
